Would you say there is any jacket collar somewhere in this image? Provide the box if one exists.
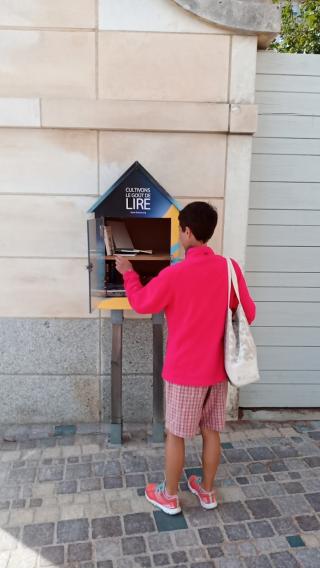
[186,245,215,258]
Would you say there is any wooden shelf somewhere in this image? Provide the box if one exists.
[104,254,170,261]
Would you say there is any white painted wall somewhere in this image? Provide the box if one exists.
[241,52,320,408]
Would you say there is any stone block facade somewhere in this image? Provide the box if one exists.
[0,0,279,424]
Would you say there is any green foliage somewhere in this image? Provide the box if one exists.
[270,0,320,54]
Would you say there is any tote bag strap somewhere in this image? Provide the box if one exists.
[226,257,231,307]
[226,257,241,305]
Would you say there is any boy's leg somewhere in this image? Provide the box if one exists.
[196,381,228,495]
[165,431,185,496]
[201,427,221,492]
[145,381,204,513]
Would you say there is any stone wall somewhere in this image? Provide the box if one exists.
[0,0,259,424]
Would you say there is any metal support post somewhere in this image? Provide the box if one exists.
[152,311,165,443]
[110,309,124,445]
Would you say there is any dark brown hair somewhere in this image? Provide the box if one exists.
[178,201,218,243]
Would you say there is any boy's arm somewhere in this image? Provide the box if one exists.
[123,267,172,314]
[230,259,256,324]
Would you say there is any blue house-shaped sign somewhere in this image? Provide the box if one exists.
[88,161,180,219]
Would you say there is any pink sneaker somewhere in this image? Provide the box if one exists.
[187,475,218,510]
[145,482,181,515]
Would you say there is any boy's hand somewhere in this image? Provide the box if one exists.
[115,255,133,275]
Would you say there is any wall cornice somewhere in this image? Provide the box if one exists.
[0,98,258,134]
[172,0,281,47]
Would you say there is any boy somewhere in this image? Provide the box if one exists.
[115,201,255,515]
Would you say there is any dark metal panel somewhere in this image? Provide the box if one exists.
[152,312,164,443]
[110,310,123,445]
[87,217,105,313]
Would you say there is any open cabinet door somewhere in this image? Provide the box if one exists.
[87,217,105,313]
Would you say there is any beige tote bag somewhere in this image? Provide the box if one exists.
[224,258,260,387]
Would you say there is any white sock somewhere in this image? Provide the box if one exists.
[163,483,177,499]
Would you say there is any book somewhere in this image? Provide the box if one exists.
[105,221,153,255]
[108,220,134,251]
[104,226,115,256]
[116,248,153,255]
[104,262,111,288]
[106,290,126,297]
[106,283,126,297]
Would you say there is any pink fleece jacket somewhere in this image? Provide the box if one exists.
[124,245,256,387]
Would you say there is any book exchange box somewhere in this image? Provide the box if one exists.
[87,161,182,312]
[87,162,182,443]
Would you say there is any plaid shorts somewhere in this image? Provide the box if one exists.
[165,380,228,438]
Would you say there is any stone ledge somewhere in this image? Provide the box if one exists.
[0,98,257,133]
[41,99,230,132]
[230,104,258,133]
